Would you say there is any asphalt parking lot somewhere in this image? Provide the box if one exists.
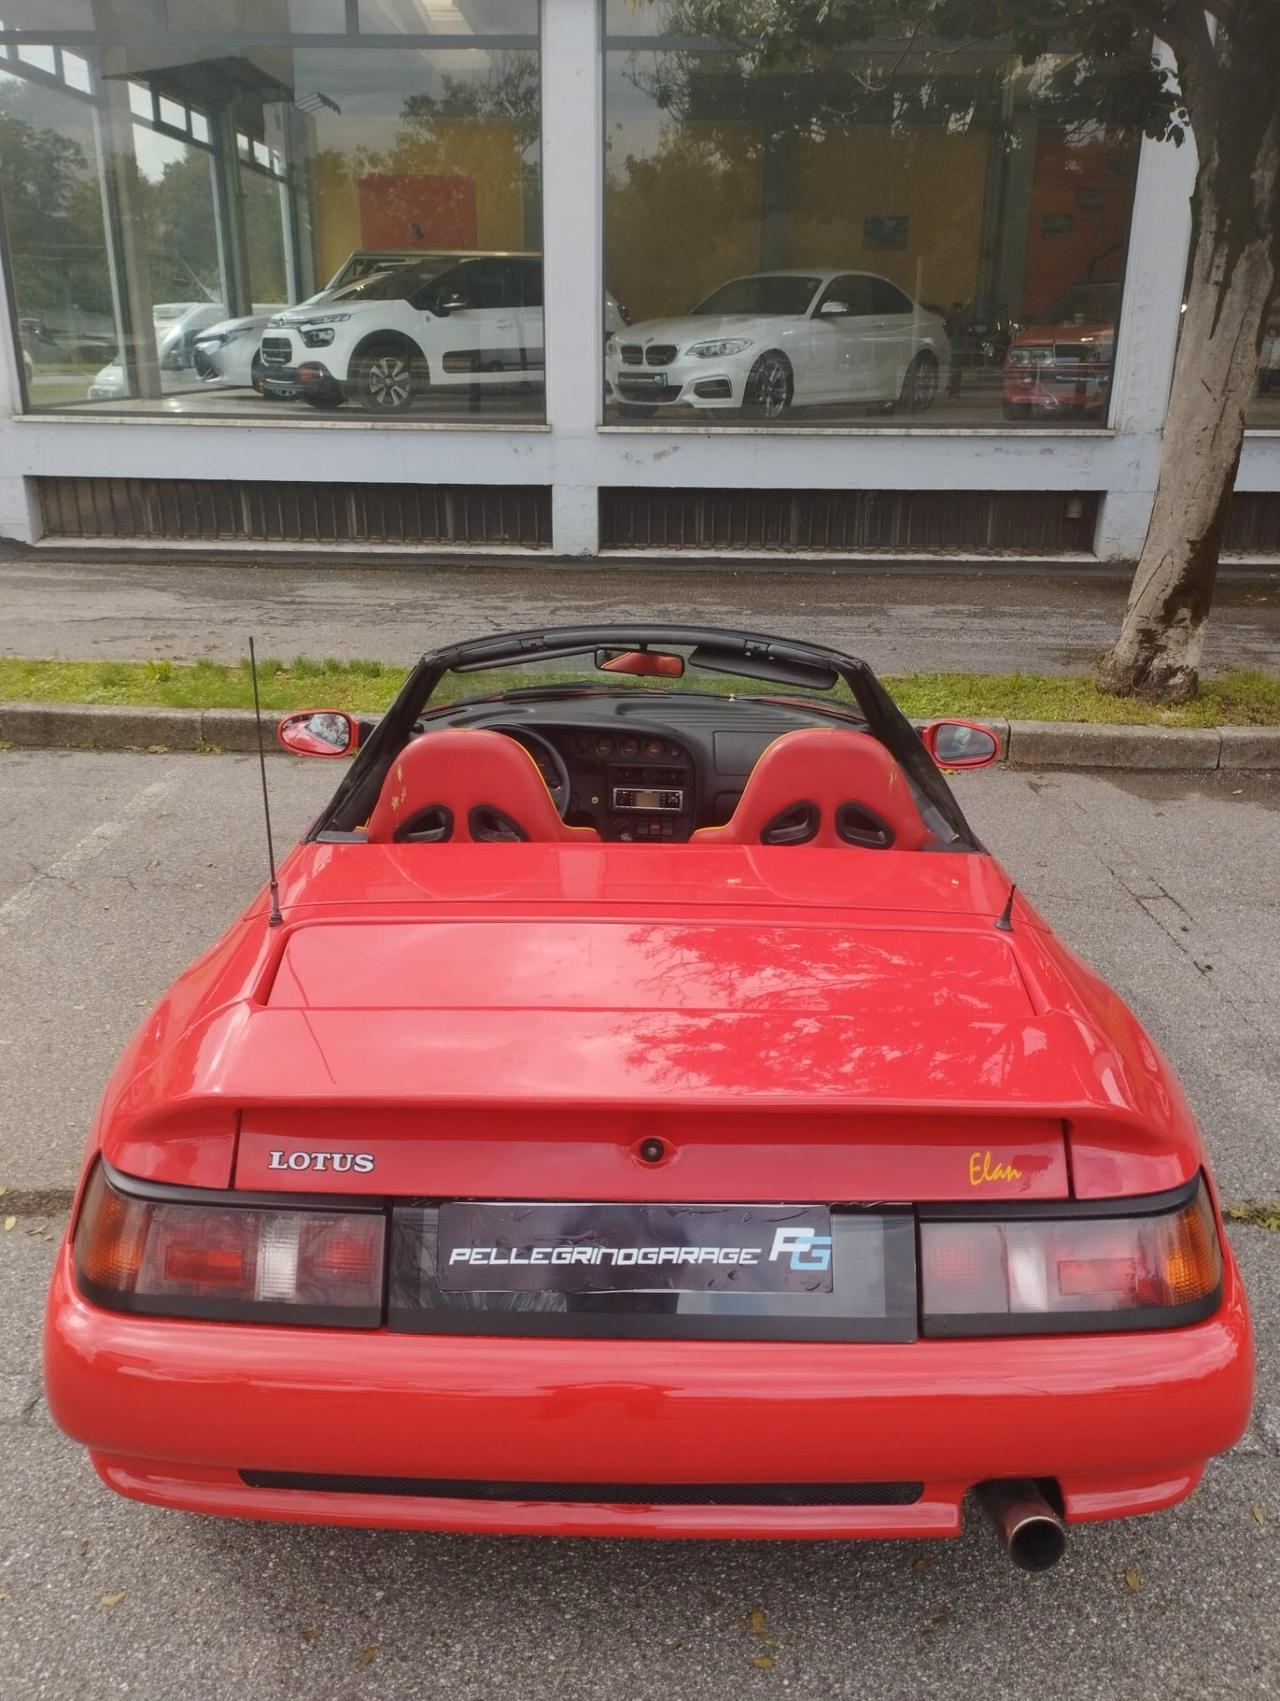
[2,749,1278,1700]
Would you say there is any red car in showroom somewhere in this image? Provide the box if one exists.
[1002,281,1118,421]
[45,625,1251,1571]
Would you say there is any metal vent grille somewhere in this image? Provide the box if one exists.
[1224,492,1280,556]
[239,1471,924,1506]
[600,488,1099,554]
[37,478,551,548]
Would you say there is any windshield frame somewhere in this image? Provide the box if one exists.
[1039,283,1118,324]
[310,624,984,851]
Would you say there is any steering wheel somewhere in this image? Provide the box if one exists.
[489,725,572,818]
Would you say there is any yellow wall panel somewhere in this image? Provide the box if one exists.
[787,126,990,309]
[605,125,762,322]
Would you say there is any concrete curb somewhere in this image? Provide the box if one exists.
[2,700,1280,770]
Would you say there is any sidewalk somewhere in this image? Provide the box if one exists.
[4,552,1280,676]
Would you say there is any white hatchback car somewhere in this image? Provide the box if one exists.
[259,254,546,413]
[605,269,950,419]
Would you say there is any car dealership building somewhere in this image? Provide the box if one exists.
[0,1,1276,563]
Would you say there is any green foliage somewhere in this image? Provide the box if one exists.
[629,0,1187,144]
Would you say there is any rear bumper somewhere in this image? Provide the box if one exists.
[45,1245,1253,1538]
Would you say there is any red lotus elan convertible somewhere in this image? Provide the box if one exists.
[44,626,1252,1570]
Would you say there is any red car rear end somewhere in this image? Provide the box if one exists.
[44,627,1253,1568]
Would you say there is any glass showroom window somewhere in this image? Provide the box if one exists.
[1249,272,1279,428]
[603,2,1141,429]
[0,1,543,421]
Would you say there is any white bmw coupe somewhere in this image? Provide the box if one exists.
[606,269,950,420]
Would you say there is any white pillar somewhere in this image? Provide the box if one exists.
[1095,39,1197,560]
[540,0,602,556]
[0,245,39,543]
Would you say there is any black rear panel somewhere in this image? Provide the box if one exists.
[388,1204,918,1342]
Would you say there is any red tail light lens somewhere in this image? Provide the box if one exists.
[920,1179,1222,1336]
[73,1166,384,1327]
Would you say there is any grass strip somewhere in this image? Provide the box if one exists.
[1,656,1279,728]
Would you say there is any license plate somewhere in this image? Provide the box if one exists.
[438,1202,833,1295]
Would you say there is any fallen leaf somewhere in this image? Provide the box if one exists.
[751,1655,774,1670]
[1252,1506,1266,1529]
[298,1626,322,1643]
[359,1646,379,1668]
[3,1217,15,1232]
[97,1592,127,1611]
[1124,1568,1142,1593]
[747,1607,777,1645]
[662,1639,683,1653]
[0,1184,6,1195]
[146,745,169,755]
[912,1557,936,1575]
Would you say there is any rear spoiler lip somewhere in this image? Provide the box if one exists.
[95,1153,1204,1222]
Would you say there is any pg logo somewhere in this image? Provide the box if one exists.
[768,1226,833,1273]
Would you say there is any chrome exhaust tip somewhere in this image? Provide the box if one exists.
[975,1479,1067,1572]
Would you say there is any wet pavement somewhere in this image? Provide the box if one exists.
[2,552,1279,677]
[1,750,1278,1699]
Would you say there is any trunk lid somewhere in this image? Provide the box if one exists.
[231,915,1070,1202]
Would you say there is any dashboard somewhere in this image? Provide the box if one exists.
[426,692,870,843]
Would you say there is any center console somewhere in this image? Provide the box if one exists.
[569,732,695,841]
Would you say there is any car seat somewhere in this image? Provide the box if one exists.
[365,728,600,844]
[693,726,930,849]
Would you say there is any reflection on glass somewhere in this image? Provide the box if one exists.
[1248,302,1280,429]
[356,0,539,32]
[603,3,1140,430]
[0,7,544,421]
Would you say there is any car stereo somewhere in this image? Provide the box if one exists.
[612,787,685,812]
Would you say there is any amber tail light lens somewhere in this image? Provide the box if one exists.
[73,1165,384,1328]
[920,1179,1222,1336]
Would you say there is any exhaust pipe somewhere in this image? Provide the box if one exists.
[975,1479,1067,1572]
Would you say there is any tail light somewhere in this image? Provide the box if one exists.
[73,1165,384,1327]
[920,1178,1222,1336]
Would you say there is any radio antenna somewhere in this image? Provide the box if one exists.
[994,881,1017,933]
[249,636,284,927]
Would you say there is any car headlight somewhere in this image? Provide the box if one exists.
[605,335,617,356]
[297,313,351,327]
[685,338,753,359]
[1007,346,1052,367]
[302,326,337,348]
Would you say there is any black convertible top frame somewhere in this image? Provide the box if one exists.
[309,623,981,849]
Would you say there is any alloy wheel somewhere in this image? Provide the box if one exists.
[752,355,792,418]
[903,354,938,412]
[367,355,412,409]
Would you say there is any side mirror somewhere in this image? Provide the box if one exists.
[921,719,1000,769]
[819,300,849,317]
[595,648,685,679]
[276,709,358,757]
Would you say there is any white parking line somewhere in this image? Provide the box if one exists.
[0,764,185,931]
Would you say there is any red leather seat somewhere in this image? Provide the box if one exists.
[365,728,599,844]
[694,727,930,849]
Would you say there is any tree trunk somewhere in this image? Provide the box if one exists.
[1097,83,1280,703]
